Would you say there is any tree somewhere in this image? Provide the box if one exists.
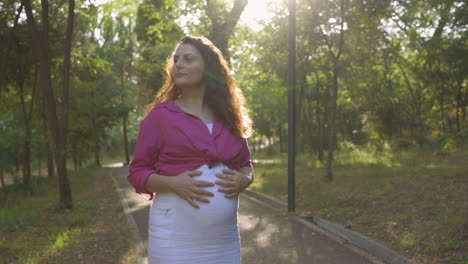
[307,0,347,182]
[24,0,74,209]
[135,0,184,106]
[205,0,248,60]
[0,1,24,97]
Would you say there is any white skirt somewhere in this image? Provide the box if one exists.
[148,163,240,264]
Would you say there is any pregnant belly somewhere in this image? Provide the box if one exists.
[191,185,238,227]
[151,165,238,234]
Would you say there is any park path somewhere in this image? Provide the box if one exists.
[109,165,376,264]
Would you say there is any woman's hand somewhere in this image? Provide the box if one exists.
[215,169,253,198]
[169,170,215,209]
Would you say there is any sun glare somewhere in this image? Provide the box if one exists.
[240,0,282,31]
[92,0,282,33]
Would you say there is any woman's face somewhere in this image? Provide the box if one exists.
[172,43,205,89]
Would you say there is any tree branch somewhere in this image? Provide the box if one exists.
[0,3,24,96]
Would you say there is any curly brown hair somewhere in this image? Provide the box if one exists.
[146,35,252,138]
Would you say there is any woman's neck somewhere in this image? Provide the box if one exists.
[175,86,213,123]
[177,85,206,113]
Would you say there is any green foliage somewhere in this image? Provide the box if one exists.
[0,92,21,173]
[1,0,465,177]
[229,0,468,161]
[0,168,95,263]
[134,0,183,108]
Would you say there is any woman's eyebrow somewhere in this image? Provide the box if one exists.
[173,53,197,60]
[182,53,196,57]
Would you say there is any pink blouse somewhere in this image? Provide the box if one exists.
[128,99,252,200]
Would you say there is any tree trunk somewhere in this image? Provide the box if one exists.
[55,0,75,209]
[322,0,345,182]
[95,133,101,167]
[456,82,462,132]
[15,144,20,177]
[45,123,55,178]
[463,85,468,129]
[72,145,78,171]
[298,75,307,153]
[19,79,32,188]
[123,114,130,165]
[42,93,55,178]
[278,119,284,153]
[19,59,38,187]
[439,87,446,132]
[23,123,32,186]
[91,116,101,167]
[206,0,248,61]
[316,93,324,163]
[464,185,468,242]
[0,168,4,188]
[313,73,324,163]
[38,150,42,177]
[325,70,338,182]
[24,0,73,209]
[121,93,130,165]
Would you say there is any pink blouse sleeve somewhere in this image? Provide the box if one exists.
[240,138,252,168]
[128,111,161,200]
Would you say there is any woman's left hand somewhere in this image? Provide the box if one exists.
[215,169,253,198]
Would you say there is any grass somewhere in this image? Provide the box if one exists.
[0,168,96,264]
[251,144,468,263]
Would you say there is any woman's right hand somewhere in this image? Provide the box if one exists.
[169,170,214,209]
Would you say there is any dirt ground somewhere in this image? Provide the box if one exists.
[37,168,138,264]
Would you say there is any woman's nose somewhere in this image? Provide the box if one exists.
[175,59,183,68]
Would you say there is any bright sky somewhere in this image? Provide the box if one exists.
[91,0,112,5]
[91,0,279,31]
[240,0,279,31]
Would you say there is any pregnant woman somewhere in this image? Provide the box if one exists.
[128,35,254,264]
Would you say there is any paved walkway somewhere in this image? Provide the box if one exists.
[110,166,376,264]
